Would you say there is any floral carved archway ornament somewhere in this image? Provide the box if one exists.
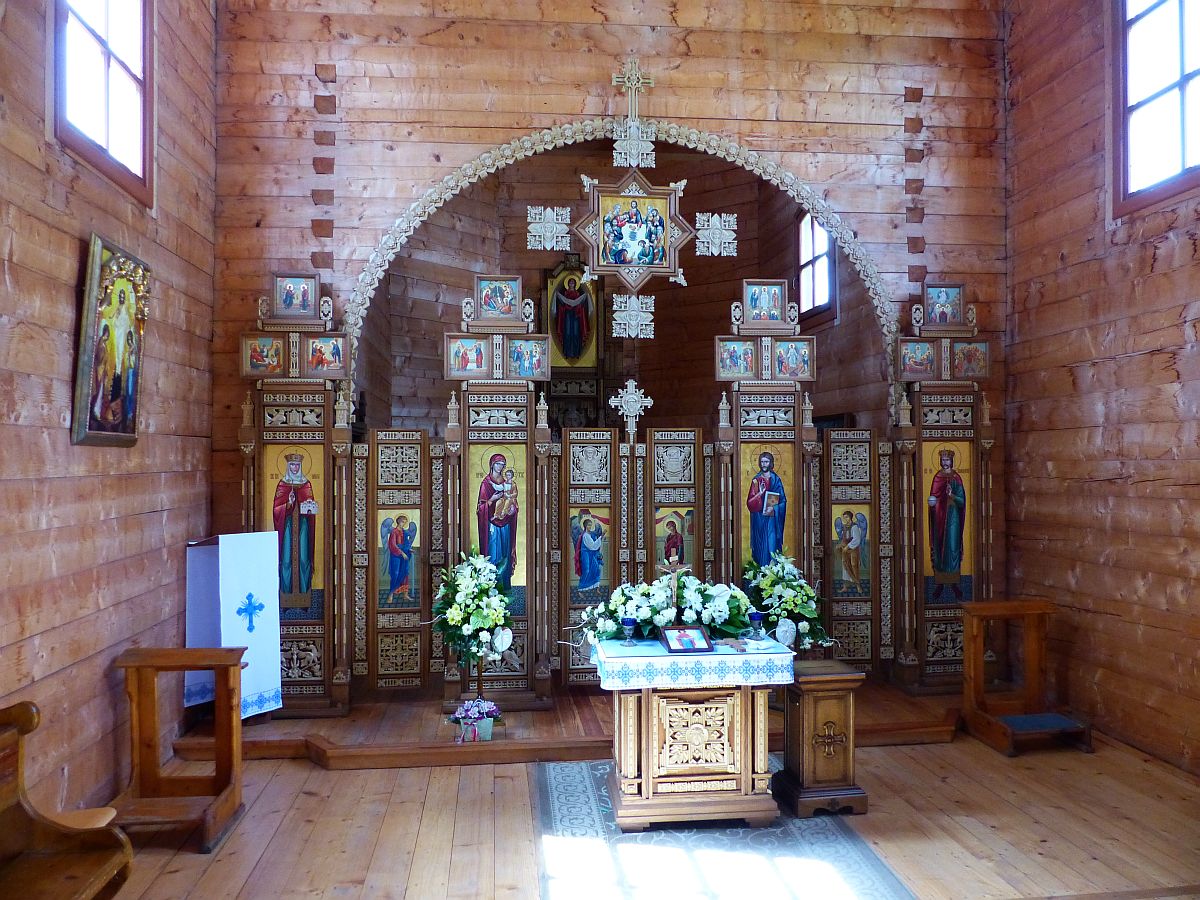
[343,118,901,401]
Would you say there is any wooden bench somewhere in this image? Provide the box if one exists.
[0,701,133,899]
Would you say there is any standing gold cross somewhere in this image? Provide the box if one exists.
[612,56,654,122]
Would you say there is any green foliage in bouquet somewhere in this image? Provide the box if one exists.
[432,553,515,663]
[743,552,833,649]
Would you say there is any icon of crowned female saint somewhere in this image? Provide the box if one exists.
[746,451,787,566]
[273,452,318,598]
[928,449,966,600]
[477,454,519,591]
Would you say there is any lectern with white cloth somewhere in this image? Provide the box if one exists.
[185,532,282,717]
[593,637,794,831]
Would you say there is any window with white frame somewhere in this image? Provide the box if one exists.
[1114,0,1200,213]
[797,211,836,322]
[55,0,153,205]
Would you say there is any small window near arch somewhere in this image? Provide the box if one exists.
[796,211,837,326]
[55,0,154,206]
[1113,0,1200,215]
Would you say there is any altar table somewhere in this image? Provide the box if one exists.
[594,638,794,832]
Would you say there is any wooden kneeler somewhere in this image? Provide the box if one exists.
[961,600,1092,757]
[111,648,247,852]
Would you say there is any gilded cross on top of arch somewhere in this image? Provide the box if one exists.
[611,56,657,169]
[612,55,654,122]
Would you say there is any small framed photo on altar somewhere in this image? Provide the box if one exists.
[445,333,494,380]
[271,274,320,322]
[475,275,523,325]
[503,335,551,381]
[714,337,758,381]
[241,333,288,379]
[660,624,713,653]
[897,337,939,382]
[923,282,964,326]
[770,337,816,382]
[299,333,348,380]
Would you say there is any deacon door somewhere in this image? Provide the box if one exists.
[561,429,620,684]
[647,429,707,581]
[822,429,896,675]
[359,430,432,692]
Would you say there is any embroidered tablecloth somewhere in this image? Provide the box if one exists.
[592,638,795,690]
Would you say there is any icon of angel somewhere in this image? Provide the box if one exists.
[380,515,418,601]
[834,510,869,588]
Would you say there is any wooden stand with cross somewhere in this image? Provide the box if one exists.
[961,600,1093,756]
[772,659,868,817]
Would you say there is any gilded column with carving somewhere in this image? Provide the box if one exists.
[239,391,257,531]
[715,393,735,583]
[442,392,463,697]
[533,393,552,698]
[329,383,353,706]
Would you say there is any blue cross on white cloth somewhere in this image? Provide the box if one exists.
[237,592,265,633]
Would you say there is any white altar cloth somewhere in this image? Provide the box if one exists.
[593,638,795,691]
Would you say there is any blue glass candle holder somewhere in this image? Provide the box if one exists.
[620,617,637,646]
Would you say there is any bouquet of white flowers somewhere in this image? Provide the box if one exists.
[432,553,515,663]
[743,553,833,650]
[579,573,752,644]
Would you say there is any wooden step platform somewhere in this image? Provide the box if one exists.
[174,680,958,768]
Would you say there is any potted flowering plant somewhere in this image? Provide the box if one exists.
[578,572,752,645]
[743,553,834,652]
[449,697,501,743]
[432,553,515,705]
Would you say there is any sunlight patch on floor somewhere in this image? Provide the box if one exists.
[542,833,863,899]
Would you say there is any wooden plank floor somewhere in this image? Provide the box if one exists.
[114,727,1200,899]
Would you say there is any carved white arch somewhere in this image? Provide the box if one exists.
[346,117,899,389]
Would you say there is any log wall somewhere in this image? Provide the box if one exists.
[1007,0,1200,772]
[0,2,217,807]
[213,0,1007,535]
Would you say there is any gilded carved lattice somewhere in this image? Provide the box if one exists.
[281,640,323,680]
[469,407,528,428]
[740,408,794,428]
[377,444,421,486]
[378,633,421,675]
[570,443,611,484]
[657,698,735,772]
[927,622,964,660]
[484,633,526,674]
[830,442,870,483]
[832,620,871,660]
[265,406,323,428]
[653,444,694,484]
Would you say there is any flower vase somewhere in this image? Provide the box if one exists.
[458,718,494,742]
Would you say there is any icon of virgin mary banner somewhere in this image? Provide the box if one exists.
[470,444,528,613]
